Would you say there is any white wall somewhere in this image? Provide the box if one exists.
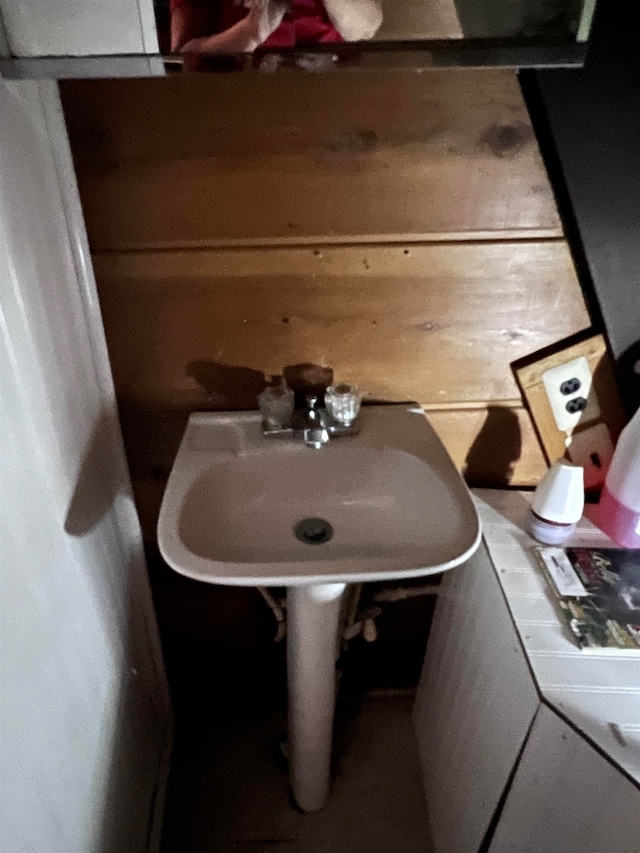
[0,80,170,853]
[0,10,9,56]
[0,0,158,55]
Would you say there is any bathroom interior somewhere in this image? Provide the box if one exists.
[1,0,639,851]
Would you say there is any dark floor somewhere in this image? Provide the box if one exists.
[160,694,434,853]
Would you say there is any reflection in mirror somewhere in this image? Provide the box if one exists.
[153,0,596,60]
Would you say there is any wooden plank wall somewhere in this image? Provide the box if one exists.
[63,71,562,250]
[61,70,592,543]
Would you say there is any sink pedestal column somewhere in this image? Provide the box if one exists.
[287,582,347,812]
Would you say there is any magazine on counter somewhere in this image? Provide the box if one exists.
[537,547,640,652]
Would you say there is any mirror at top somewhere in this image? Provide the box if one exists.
[153,0,596,61]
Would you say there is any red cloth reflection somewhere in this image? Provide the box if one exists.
[169,0,343,48]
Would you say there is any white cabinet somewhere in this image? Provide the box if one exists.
[490,705,640,853]
[414,545,539,853]
[415,490,640,853]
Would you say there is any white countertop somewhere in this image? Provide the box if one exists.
[473,489,640,784]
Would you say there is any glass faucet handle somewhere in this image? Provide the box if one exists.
[325,384,362,427]
[258,382,294,429]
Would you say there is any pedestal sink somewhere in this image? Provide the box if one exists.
[158,404,481,811]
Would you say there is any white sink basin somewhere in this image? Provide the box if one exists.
[158,405,481,586]
[158,403,481,813]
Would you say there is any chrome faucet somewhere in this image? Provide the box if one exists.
[300,396,331,449]
[260,390,360,449]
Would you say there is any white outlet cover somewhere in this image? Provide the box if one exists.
[541,356,600,432]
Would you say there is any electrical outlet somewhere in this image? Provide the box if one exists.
[513,334,625,469]
[541,356,600,432]
[566,422,615,489]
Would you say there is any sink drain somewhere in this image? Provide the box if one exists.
[294,517,334,545]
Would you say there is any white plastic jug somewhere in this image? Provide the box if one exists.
[596,407,640,548]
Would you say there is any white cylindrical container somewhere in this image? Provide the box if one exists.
[526,460,585,545]
[595,407,640,548]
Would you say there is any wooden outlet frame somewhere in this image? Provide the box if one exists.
[512,333,625,474]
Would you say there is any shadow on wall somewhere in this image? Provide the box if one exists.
[64,412,120,537]
[464,406,522,487]
[186,360,335,409]
[64,412,168,853]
